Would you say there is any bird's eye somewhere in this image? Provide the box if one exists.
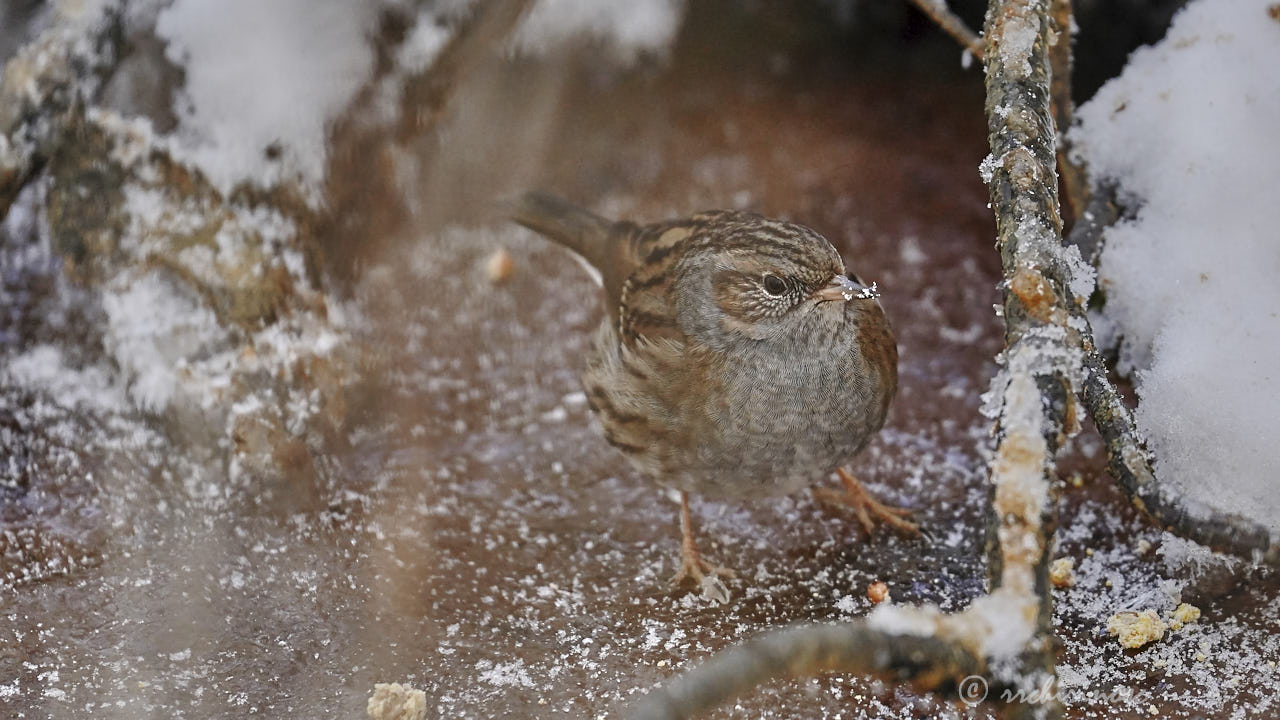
[762,274,787,297]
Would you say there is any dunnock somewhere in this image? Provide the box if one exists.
[510,192,913,601]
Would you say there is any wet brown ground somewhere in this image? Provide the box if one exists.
[3,4,1277,719]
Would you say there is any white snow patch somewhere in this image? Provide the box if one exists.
[154,0,382,198]
[516,0,686,61]
[102,273,224,412]
[5,345,128,413]
[1072,0,1280,534]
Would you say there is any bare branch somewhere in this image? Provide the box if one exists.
[1046,0,1091,232]
[908,0,985,60]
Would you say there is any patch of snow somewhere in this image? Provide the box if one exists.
[154,0,383,198]
[1072,0,1280,535]
[516,0,686,62]
[4,345,128,413]
[101,273,224,412]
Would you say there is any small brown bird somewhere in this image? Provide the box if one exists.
[510,192,914,600]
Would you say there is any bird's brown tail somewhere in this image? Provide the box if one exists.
[505,191,615,271]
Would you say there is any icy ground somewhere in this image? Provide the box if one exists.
[3,3,1278,719]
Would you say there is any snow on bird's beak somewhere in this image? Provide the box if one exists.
[814,274,880,303]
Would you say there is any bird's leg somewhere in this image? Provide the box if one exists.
[814,467,919,536]
[670,492,735,600]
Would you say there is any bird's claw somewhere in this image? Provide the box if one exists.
[817,467,920,537]
[670,553,735,604]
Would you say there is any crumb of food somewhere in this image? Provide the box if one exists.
[1049,557,1075,588]
[1107,610,1168,649]
[1169,602,1201,630]
[1085,548,1094,557]
[1136,538,1152,555]
[867,581,890,604]
[485,248,515,283]
[367,682,427,720]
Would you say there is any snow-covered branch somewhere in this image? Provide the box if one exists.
[0,0,121,219]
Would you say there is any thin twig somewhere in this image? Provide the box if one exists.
[908,0,985,60]
[1047,0,1090,231]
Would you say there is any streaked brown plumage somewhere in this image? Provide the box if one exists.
[510,192,910,600]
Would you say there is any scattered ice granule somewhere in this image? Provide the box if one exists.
[167,649,191,662]
[515,0,686,62]
[475,659,535,688]
[154,0,382,198]
[1072,0,1280,535]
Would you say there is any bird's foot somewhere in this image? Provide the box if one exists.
[815,467,919,537]
[669,546,736,604]
[670,491,735,603]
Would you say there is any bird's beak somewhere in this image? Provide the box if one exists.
[814,274,879,303]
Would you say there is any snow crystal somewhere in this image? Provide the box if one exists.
[154,0,382,198]
[1072,0,1280,534]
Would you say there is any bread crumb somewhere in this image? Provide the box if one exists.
[1049,557,1075,588]
[867,581,890,604]
[1107,610,1167,649]
[485,248,515,283]
[367,682,427,720]
[1136,538,1152,555]
[1169,602,1201,630]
